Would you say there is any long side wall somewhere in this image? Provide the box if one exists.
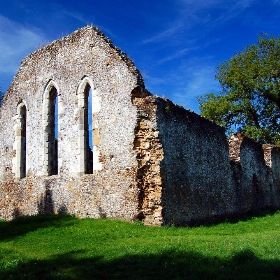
[155,98,235,225]
[155,99,280,226]
[270,146,280,202]
[229,135,280,213]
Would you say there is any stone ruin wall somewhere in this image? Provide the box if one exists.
[154,99,235,225]
[132,94,165,226]
[1,26,280,226]
[0,26,147,222]
[153,98,280,225]
[229,134,280,213]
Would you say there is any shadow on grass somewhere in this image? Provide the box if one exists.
[1,249,280,280]
[186,208,280,227]
[0,214,77,241]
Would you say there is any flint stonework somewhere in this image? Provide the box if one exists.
[0,26,280,226]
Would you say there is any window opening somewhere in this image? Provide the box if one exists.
[18,104,27,178]
[85,85,93,174]
[20,105,27,178]
[50,88,58,175]
[47,87,58,175]
[77,77,102,175]
[55,95,58,140]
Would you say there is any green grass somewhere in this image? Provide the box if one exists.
[1,212,280,280]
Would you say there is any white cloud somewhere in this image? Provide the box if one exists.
[62,10,88,24]
[142,0,254,46]
[141,22,184,44]
[144,57,221,112]
[170,63,220,110]
[184,65,220,97]
[179,0,253,13]
[158,37,221,64]
[158,48,194,63]
[0,15,48,74]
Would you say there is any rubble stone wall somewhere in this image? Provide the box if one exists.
[229,135,280,213]
[155,99,235,225]
[1,25,280,226]
[0,26,145,221]
[132,94,164,226]
[153,104,280,226]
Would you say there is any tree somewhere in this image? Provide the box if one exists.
[198,34,280,145]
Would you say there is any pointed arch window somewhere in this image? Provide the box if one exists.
[77,77,102,175]
[42,81,59,175]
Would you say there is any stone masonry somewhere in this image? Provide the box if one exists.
[1,25,280,226]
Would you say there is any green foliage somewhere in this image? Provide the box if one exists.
[198,34,280,144]
[1,212,280,279]
[164,105,171,114]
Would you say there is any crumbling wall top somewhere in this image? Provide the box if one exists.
[3,25,144,104]
[28,26,143,85]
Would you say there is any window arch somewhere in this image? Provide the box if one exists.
[13,101,27,179]
[77,76,102,175]
[42,80,59,176]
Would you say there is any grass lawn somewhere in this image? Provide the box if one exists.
[1,211,280,279]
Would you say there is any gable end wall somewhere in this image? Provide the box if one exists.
[0,26,144,221]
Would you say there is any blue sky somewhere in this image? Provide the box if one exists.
[1,0,280,113]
